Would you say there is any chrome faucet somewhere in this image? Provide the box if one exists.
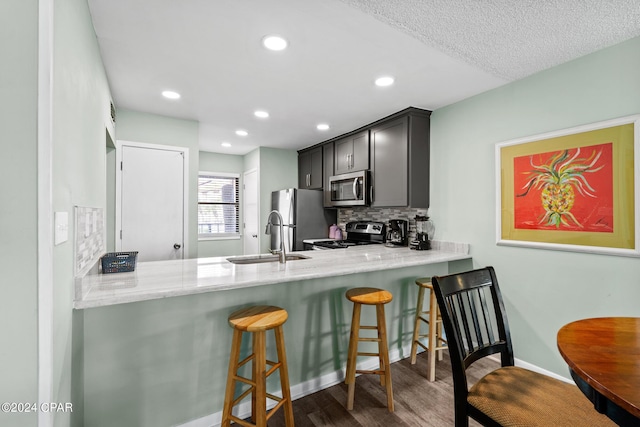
[265,210,286,264]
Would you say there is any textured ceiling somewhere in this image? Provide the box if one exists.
[87,0,640,155]
[341,0,640,80]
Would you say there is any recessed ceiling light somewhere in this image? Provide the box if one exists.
[375,76,395,87]
[162,90,181,99]
[235,130,248,136]
[254,110,269,118]
[317,124,330,131]
[262,35,288,51]
[221,142,231,148]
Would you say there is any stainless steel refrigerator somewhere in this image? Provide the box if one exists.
[271,188,337,252]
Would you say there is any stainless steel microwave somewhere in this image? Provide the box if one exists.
[329,170,370,207]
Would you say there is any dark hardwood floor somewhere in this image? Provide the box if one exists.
[267,351,498,426]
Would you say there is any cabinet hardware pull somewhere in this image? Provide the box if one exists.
[353,177,358,200]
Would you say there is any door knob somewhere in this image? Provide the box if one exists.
[252,234,258,238]
[174,243,181,249]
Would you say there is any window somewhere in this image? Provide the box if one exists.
[198,172,240,238]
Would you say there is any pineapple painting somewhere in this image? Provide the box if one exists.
[514,142,613,232]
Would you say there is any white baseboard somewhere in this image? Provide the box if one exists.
[177,348,572,427]
[176,345,411,427]
[513,356,572,384]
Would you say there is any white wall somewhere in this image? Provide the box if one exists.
[430,36,640,376]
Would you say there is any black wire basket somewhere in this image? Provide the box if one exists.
[101,251,138,274]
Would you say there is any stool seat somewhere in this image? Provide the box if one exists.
[415,278,433,290]
[228,305,288,331]
[346,287,393,305]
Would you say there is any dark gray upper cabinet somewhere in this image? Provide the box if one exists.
[334,130,369,175]
[323,142,334,207]
[370,111,430,208]
[298,107,430,207]
[298,146,323,190]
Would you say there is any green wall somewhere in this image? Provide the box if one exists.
[0,1,113,425]
[198,151,245,257]
[7,3,639,425]
[115,109,199,259]
[82,261,463,426]
[430,36,640,376]
[52,0,114,425]
[0,1,39,426]
[255,147,298,253]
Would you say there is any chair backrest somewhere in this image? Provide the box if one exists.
[431,267,514,399]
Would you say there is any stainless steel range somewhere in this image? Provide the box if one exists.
[311,221,386,249]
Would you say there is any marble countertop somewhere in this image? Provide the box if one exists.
[74,241,470,309]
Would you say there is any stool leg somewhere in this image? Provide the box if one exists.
[346,302,361,410]
[427,289,438,381]
[274,325,295,427]
[377,305,385,388]
[376,303,394,412]
[222,329,243,427]
[410,286,426,364]
[437,318,444,361]
[253,331,267,427]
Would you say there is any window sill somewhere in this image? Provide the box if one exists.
[198,235,241,241]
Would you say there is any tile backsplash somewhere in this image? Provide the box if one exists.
[337,207,429,241]
[75,206,105,276]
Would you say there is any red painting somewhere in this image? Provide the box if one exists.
[513,142,613,232]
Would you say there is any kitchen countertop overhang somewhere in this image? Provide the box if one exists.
[74,241,470,309]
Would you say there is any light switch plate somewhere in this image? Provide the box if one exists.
[55,211,69,245]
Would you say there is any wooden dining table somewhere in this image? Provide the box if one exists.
[557,317,640,427]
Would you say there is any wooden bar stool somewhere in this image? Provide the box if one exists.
[410,277,447,381]
[221,305,294,427]
[344,287,394,412]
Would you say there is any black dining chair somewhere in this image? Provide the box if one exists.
[431,267,615,427]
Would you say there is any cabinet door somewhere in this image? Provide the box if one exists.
[334,130,369,174]
[351,131,369,171]
[334,137,352,175]
[308,147,323,189]
[323,143,334,207]
[370,117,408,207]
[298,151,311,188]
[298,147,323,189]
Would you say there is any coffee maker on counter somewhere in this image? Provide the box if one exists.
[386,219,408,246]
[410,215,434,250]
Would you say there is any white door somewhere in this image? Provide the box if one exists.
[243,168,259,254]
[116,142,187,262]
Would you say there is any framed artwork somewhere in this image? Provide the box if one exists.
[496,115,640,257]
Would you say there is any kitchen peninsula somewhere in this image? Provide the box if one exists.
[75,243,470,427]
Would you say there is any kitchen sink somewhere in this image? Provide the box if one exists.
[226,254,310,264]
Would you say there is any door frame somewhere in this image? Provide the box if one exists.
[114,140,190,257]
[242,168,260,254]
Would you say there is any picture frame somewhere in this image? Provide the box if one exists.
[496,114,640,257]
